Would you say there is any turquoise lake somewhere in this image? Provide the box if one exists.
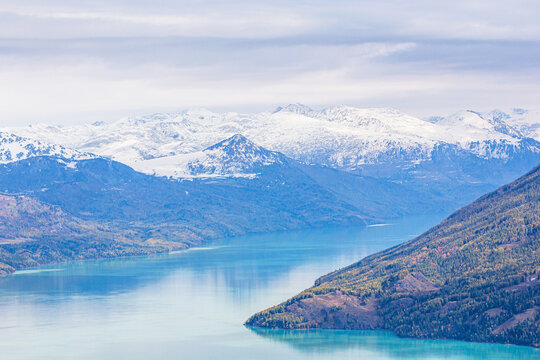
[0,214,537,359]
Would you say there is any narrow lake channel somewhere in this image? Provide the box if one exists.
[0,214,537,359]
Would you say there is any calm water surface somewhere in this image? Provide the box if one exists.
[0,214,537,359]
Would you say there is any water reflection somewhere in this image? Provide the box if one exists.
[248,328,538,360]
[1,214,536,359]
[0,217,433,300]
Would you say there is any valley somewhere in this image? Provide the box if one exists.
[0,104,538,350]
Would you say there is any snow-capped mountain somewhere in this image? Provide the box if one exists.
[428,108,540,143]
[136,134,287,179]
[487,108,540,141]
[5,105,539,181]
[0,131,96,164]
[429,109,539,160]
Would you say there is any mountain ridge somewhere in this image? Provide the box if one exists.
[0,131,96,164]
[0,131,500,275]
[5,105,538,183]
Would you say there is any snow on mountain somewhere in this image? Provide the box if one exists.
[5,105,539,179]
[431,108,540,141]
[501,108,540,140]
[0,131,96,164]
[272,103,314,116]
[135,134,286,179]
[436,110,522,141]
[428,109,540,160]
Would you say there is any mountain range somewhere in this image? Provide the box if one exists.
[246,165,540,347]
[6,105,539,182]
[0,130,95,164]
[0,133,433,274]
[0,105,538,277]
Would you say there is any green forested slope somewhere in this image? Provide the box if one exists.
[247,165,540,347]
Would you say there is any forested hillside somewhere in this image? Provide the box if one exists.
[247,165,540,347]
[0,194,189,275]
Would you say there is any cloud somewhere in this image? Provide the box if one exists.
[1,1,540,40]
[0,1,538,125]
[0,40,538,126]
[0,9,314,38]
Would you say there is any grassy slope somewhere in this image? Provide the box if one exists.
[247,165,540,347]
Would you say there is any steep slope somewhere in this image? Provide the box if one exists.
[247,165,540,347]
[0,194,187,275]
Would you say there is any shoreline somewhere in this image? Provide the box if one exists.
[246,326,540,349]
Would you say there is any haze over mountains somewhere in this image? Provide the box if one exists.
[0,104,538,275]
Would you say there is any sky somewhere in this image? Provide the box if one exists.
[0,1,539,125]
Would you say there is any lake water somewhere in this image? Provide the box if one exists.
[0,214,537,360]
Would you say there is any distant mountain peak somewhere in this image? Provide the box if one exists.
[205,133,253,151]
[273,103,314,116]
[136,134,288,179]
[203,134,284,165]
[189,134,286,177]
[512,108,528,115]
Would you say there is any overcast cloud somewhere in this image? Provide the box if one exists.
[0,1,539,125]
